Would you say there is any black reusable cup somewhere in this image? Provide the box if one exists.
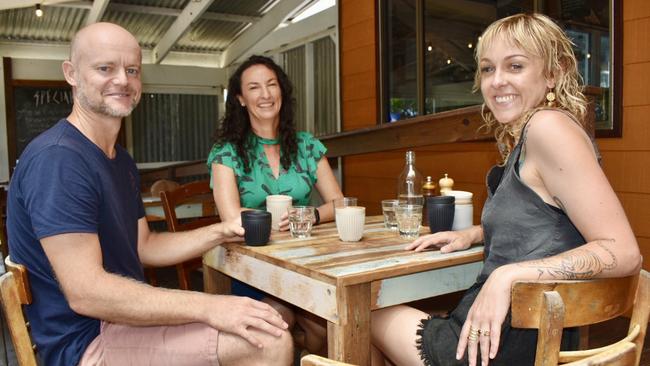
[241,210,272,246]
[426,195,455,234]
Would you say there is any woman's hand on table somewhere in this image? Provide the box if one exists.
[405,230,473,253]
[277,212,291,231]
[209,295,289,348]
[456,265,515,366]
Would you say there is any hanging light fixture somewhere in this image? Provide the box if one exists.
[35,3,43,17]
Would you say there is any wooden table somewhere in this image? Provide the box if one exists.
[202,216,484,365]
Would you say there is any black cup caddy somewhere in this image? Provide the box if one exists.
[241,210,272,246]
[426,195,455,234]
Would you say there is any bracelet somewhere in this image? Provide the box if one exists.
[314,208,321,225]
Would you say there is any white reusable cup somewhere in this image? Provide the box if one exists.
[266,195,293,231]
[442,190,474,231]
[334,197,365,242]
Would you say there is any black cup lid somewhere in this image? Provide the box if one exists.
[426,195,455,204]
[241,210,271,219]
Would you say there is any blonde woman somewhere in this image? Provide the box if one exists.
[370,13,640,366]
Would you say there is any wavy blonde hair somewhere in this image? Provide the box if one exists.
[473,13,588,163]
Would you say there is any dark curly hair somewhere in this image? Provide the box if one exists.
[214,55,297,174]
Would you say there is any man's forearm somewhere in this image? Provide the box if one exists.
[70,270,211,326]
[139,228,214,267]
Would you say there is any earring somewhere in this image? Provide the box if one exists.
[241,104,245,107]
[546,91,556,107]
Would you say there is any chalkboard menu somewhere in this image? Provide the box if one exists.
[13,85,73,158]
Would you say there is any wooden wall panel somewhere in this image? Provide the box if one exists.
[598,106,650,151]
[623,17,650,64]
[342,98,376,126]
[618,193,650,238]
[623,0,650,20]
[341,20,375,52]
[342,45,376,76]
[601,151,650,193]
[338,0,650,268]
[622,63,650,107]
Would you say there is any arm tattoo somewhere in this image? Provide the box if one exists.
[518,240,618,280]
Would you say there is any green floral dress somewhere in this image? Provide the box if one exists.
[206,131,327,210]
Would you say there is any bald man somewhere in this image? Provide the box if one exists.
[7,22,293,366]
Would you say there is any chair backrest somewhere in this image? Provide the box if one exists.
[150,179,181,198]
[563,342,637,366]
[0,256,37,366]
[301,354,355,366]
[511,270,650,366]
[159,180,219,232]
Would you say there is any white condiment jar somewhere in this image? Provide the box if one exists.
[442,190,473,230]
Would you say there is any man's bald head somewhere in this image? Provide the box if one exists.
[70,22,141,64]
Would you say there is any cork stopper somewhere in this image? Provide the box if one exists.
[438,174,454,195]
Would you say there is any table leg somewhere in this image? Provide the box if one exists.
[327,283,371,366]
[202,263,231,295]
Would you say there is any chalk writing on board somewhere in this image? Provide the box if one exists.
[13,86,73,158]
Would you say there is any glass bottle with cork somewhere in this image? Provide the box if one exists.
[397,151,424,206]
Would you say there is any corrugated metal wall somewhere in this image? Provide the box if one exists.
[131,93,218,163]
[283,46,307,132]
[313,36,337,136]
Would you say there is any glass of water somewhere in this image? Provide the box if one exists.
[395,203,422,240]
[381,199,399,230]
[287,206,315,239]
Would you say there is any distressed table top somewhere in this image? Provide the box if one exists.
[211,215,484,286]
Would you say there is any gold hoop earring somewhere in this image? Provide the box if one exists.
[546,91,556,107]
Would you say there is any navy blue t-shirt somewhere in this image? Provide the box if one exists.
[7,119,146,365]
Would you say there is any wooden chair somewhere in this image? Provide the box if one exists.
[563,342,637,366]
[160,180,219,290]
[511,270,650,366]
[0,256,37,366]
[143,179,181,287]
[301,354,354,366]
[150,179,180,198]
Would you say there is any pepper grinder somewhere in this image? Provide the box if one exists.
[438,174,454,195]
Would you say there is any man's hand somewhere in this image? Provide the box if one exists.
[210,220,245,243]
[207,295,289,348]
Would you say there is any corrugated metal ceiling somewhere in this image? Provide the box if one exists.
[0,0,280,53]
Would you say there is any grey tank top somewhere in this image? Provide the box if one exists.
[478,109,597,282]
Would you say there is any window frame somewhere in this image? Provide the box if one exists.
[377,0,622,138]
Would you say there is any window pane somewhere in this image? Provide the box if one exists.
[386,0,418,122]
[422,0,533,115]
[545,0,613,129]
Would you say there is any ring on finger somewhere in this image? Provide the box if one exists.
[468,326,479,342]
[478,329,490,337]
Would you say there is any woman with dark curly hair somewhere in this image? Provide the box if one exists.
[207,55,342,354]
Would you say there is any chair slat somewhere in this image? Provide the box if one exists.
[0,257,38,366]
[512,275,637,329]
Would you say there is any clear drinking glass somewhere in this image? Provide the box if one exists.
[287,206,315,239]
[381,199,399,230]
[395,203,423,240]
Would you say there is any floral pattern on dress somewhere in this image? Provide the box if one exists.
[207,131,326,210]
